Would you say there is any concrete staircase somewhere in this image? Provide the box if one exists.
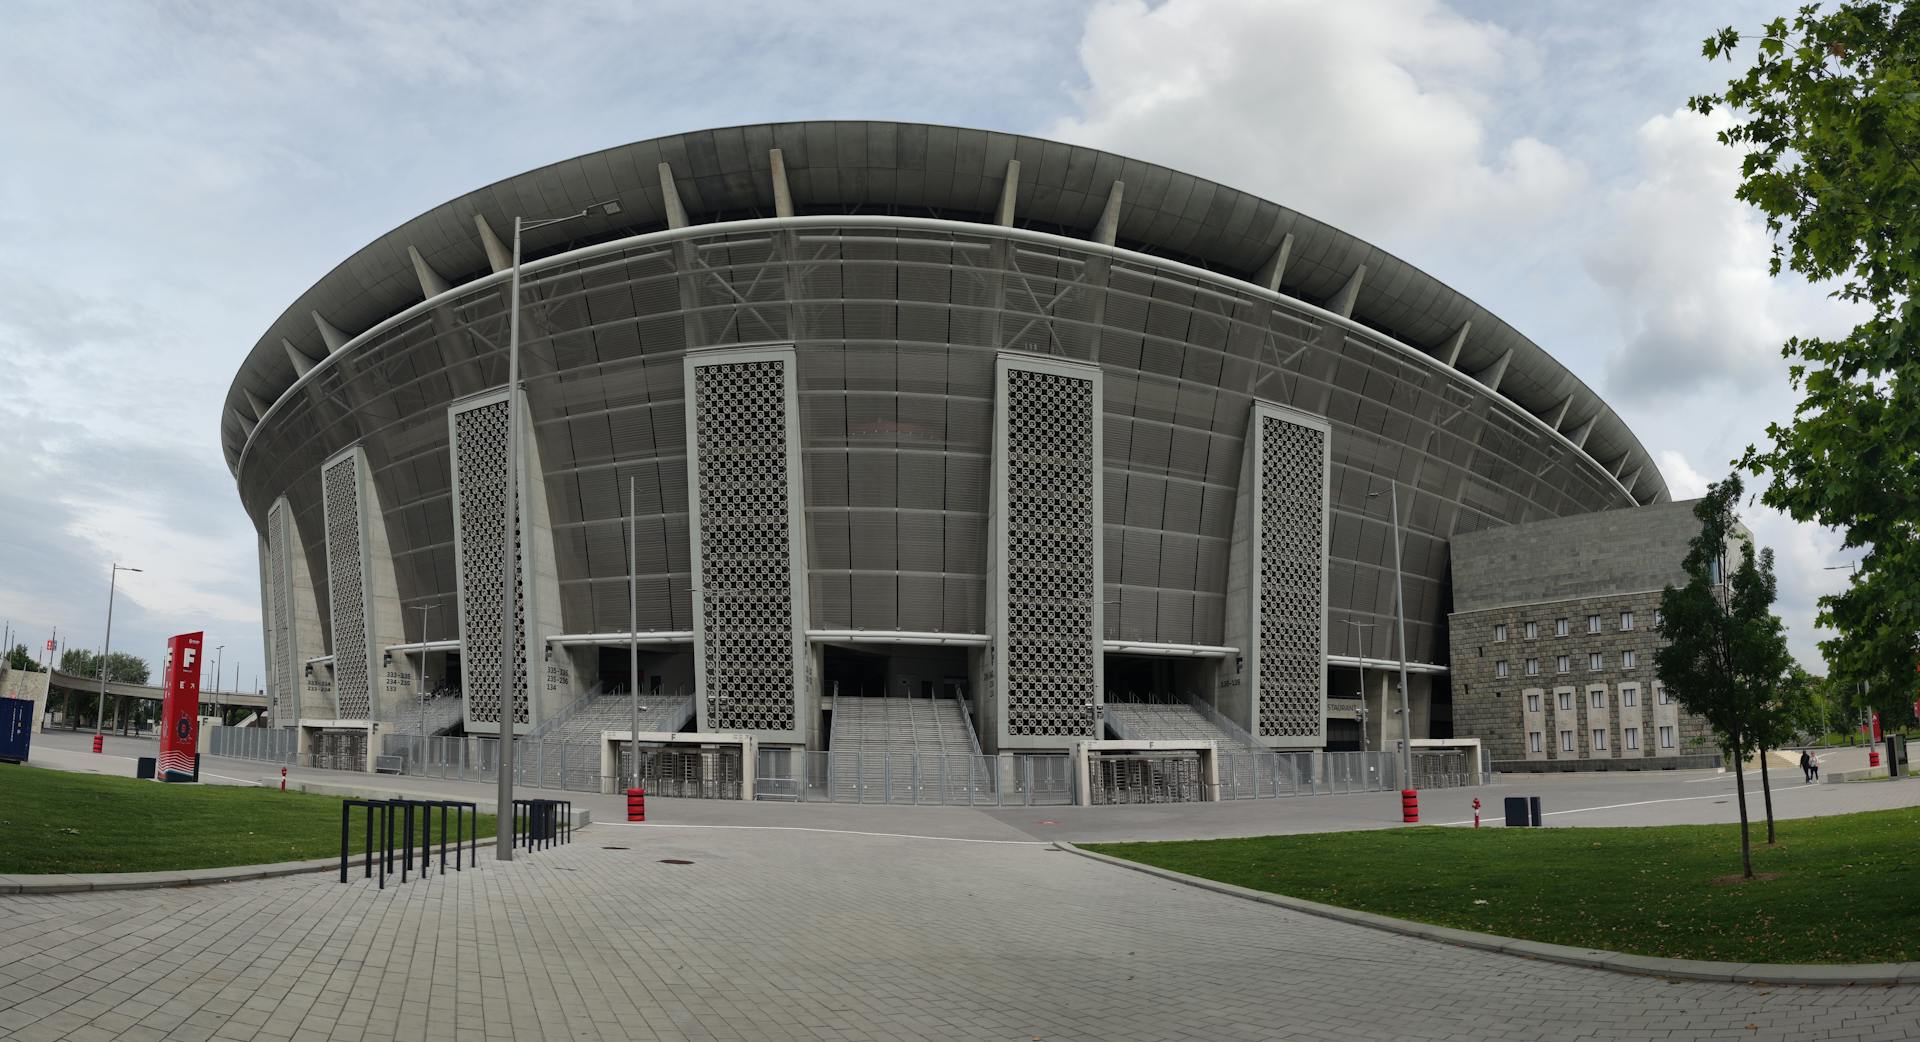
[827,697,983,801]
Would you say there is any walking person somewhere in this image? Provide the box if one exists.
[1809,749,1820,783]
[1799,749,1813,783]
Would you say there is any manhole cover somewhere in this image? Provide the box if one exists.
[602,846,630,851]
[658,858,694,865]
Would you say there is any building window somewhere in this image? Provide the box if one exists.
[1621,649,1637,669]
[1557,691,1572,711]
[1621,686,1638,707]
[1621,610,1635,631]
[1589,652,1604,671]
[1555,617,1569,637]
[1590,690,1606,709]
[1654,609,1663,629]
[1625,727,1640,750]
[1587,614,1601,633]
[1495,660,1510,678]
[1592,728,1607,750]
[1526,693,1541,713]
[1658,687,1672,705]
[1524,621,1539,640]
[1494,623,1508,642]
[1560,730,1574,752]
[1659,725,1676,748]
[1529,731,1543,753]
[1557,655,1570,674]
[1525,658,1540,676]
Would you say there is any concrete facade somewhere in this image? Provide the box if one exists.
[1449,501,1721,771]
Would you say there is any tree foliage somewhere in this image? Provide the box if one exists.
[1656,474,1795,875]
[4,644,43,672]
[1694,4,1920,727]
[59,648,151,685]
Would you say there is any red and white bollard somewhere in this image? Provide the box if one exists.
[92,734,103,754]
[1400,788,1419,824]
[280,767,288,792]
[626,787,646,823]
[1870,748,1882,769]
[1472,797,1481,828]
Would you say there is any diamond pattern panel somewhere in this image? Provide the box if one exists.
[1258,415,1325,737]
[266,499,297,723]
[1005,368,1097,737]
[322,456,371,720]
[694,360,796,732]
[454,400,529,726]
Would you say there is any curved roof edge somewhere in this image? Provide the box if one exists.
[221,120,1668,506]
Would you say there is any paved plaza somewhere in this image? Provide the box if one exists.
[7,735,1920,1040]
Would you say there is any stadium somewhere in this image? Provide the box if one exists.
[219,121,1669,802]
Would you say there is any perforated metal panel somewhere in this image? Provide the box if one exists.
[687,350,805,737]
[451,397,529,727]
[997,360,1102,741]
[321,454,371,720]
[266,498,297,723]
[1256,413,1328,738]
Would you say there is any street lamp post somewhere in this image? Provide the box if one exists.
[1347,620,1377,753]
[629,477,640,792]
[1367,484,1414,791]
[496,199,621,862]
[95,563,140,745]
[413,603,440,742]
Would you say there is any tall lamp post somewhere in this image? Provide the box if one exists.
[628,477,640,792]
[1347,620,1377,753]
[496,199,621,862]
[413,603,441,740]
[1367,483,1413,791]
[95,562,141,745]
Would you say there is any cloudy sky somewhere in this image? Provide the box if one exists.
[0,0,1858,687]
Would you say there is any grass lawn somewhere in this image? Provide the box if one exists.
[0,765,495,874]
[1086,806,1920,964]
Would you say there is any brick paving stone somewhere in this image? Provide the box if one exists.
[2,826,1916,1041]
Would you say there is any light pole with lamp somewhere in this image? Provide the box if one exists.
[495,199,622,862]
[628,477,640,792]
[1347,620,1378,753]
[412,603,441,742]
[95,563,140,746]
[1366,483,1414,792]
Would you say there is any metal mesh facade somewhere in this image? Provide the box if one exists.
[452,398,529,727]
[266,499,297,723]
[1257,415,1327,737]
[690,358,799,733]
[321,455,370,720]
[1003,366,1099,738]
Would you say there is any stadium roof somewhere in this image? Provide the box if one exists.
[222,120,1667,505]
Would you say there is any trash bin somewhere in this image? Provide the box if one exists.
[0,697,31,764]
[136,756,157,779]
[1504,796,1530,827]
[1887,735,1909,778]
[1529,795,1543,827]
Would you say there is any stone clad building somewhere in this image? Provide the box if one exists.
[1448,500,1723,771]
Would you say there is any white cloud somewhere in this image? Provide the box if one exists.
[1588,107,1858,402]
[1048,0,1584,243]
[1657,449,1710,499]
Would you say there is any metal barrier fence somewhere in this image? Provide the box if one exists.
[203,726,297,764]
[1089,754,1205,804]
[1409,750,1476,790]
[616,747,744,800]
[340,797,478,889]
[312,731,368,772]
[754,749,1074,805]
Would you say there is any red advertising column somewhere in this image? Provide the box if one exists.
[157,632,204,782]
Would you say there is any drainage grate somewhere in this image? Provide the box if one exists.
[658,858,694,865]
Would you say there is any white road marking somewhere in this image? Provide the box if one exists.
[606,821,1047,845]
[1430,784,1825,827]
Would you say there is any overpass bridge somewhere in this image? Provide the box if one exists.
[46,669,270,711]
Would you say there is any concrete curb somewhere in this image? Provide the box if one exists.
[0,855,346,895]
[1054,842,1920,987]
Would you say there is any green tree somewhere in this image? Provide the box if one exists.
[4,643,43,672]
[59,648,150,685]
[1693,6,1920,727]
[1656,475,1792,878]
